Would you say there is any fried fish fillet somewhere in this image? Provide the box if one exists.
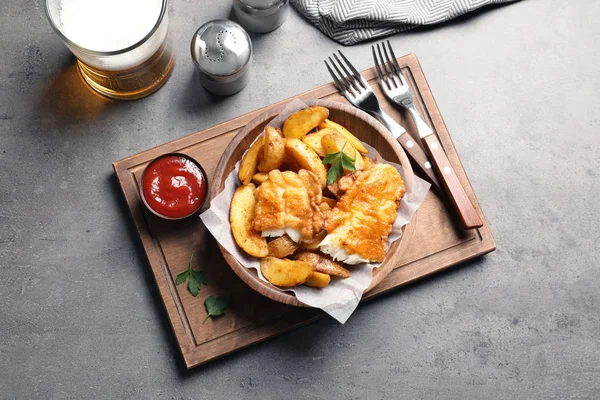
[253,169,323,242]
[320,164,406,264]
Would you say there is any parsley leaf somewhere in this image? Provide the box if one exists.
[203,295,232,323]
[326,161,343,186]
[175,270,189,285]
[188,277,201,297]
[193,270,208,285]
[322,141,356,185]
[175,252,207,297]
[340,153,357,171]
[322,152,339,164]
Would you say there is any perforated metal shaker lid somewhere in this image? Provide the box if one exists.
[191,20,252,95]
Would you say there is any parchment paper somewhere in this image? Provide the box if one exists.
[200,99,430,323]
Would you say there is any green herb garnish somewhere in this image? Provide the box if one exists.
[203,295,232,323]
[175,252,208,297]
[322,141,356,185]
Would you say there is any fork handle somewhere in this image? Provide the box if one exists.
[375,111,442,192]
[395,132,442,191]
[407,105,434,137]
[422,134,483,229]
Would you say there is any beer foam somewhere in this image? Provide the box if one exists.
[60,0,163,52]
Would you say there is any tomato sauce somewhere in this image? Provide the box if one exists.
[141,154,207,219]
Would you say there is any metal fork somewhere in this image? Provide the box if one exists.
[372,41,433,137]
[372,41,482,229]
[324,50,441,192]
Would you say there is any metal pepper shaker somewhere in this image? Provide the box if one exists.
[232,0,290,33]
[190,20,252,96]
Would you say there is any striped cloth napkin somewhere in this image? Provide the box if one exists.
[290,0,519,45]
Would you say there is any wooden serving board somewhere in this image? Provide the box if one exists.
[113,53,495,369]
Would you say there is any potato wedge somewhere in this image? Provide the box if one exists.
[321,133,356,161]
[267,234,299,258]
[304,271,331,288]
[260,257,314,288]
[300,230,327,250]
[363,156,373,170]
[301,128,336,157]
[353,150,365,170]
[238,136,264,185]
[284,138,327,188]
[318,119,368,154]
[321,197,337,208]
[251,172,269,185]
[296,252,350,278]
[230,184,268,257]
[322,132,365,171]
[258,126,285,173]
[282,106,329,139]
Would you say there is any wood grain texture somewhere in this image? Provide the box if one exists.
[211,99,416,307]
[422,134,483,229]
[395,130,442,190]
[113,53,496,369]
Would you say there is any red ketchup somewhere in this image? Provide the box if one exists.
[141,154,207,219]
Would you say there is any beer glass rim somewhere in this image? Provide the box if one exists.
[44,0,168,56]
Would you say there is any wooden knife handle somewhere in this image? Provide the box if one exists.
[396,133,442,192]
[422,134,483,229]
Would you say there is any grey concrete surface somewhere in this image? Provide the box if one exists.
[1,0,599,398]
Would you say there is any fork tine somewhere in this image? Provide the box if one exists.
[336,50,368,89]
[381,42,400,88]
[372,45,391,91]
[332,53,360,91]
[327,57,357,97]
[386,40,407,86]
[324,60,345,94]
[376,43,396,89]
[371,46,385,82]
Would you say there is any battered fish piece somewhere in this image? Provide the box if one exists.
[253,169,323,243]
[320,164,405,264]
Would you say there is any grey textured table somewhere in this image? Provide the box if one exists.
[1,0,599,398]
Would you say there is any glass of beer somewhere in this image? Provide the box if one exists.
[44,0,175,100]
